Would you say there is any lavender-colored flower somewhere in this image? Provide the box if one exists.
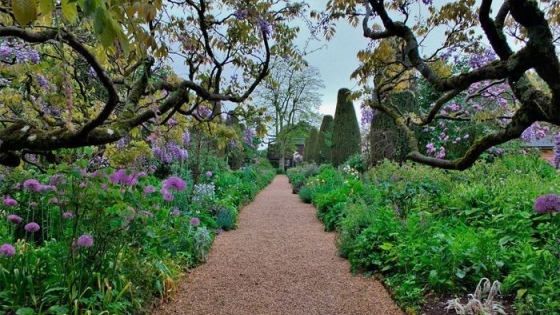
[554,133,560,169]
[182,131,191,147]
[534,194,560,214]
[29,202,37,208]
[0,244,16,257]
[0,44,12,59]
[76,234,94,248]
[23,179,42,192]
[244,128,257,148]
[36,74,50,89]
[3,196,17,206]
[24,222,40,233]
[162,176,187,191]
[257,18,271,38]
[234,9,248,20]
[62,212,73,219]
[206,171,213,177]
[109,169,139,186]
[49,197,59,204]
[144,185,156,194]
[7,214,22,224]
[171,209,181,215]
[190,217,201,227]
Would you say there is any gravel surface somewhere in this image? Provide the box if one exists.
[153,175,404,315]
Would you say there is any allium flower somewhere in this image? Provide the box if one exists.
[7,214,22,224]
[190,217,200,227]
[76,234,94,248]
[171,209,181,215]
[3,195,17,206]
[144,185,156,194]
[0,244,16,257]
[206,171,213,177]
[62,212,73,219]
[534,194,560,214]
[24,222,40,233]
[110,169,139,186]
[162,176,187,191]
[49,197,59,204]
[23,179,42,192]
[29,202,37,208]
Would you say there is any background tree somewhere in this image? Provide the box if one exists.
[316,115,334,164]
[0,0,304,167]
[319,0,560,170]
[332,88,361,167]
[254,58,324,169]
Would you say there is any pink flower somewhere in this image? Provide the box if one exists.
[162,176,187,191]
[24,222,40,233]
[190,217,200,227]
[171,209,181,215]
[0,244,16,257]
[23,179,42,192]
[62,212,73,219]
[76,234,94,248]
[3,196,17,206]
[206,171,213,177]
[7,214,22,224]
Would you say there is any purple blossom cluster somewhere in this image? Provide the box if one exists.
[257,19,272,38]
[0,243,16,257]
[153,142,188,164]
[0,40,40,64]
[521,122,549,142]
[190,217,201,227]
[234,9,248,20]
[109,169,144,186]
[3,195,17,206]
[244,128,257,148]
[360,101,379,127]
[555,133,560,169]
[182,131,191,147]
[162,176,187,191]
[534,194,560,214]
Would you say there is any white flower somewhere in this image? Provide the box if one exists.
[21,125,30,132]
[107,129,114,135]
[27,134,37,141]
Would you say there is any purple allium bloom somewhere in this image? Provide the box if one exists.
[206,171,213,177]
[40,185,56,192]
[163,191,174,201]
[24,222,40,233]
[76,234,94,248]
[3,196,17,206]
[23,179,42,192]
[0,244,16,257]
[144,185,156,194]
[7,214,22,224]
[62,212,73,219]
[171,209,181,215]
[190,217,201,227]
[29,202,37,208]
[162,176,187,191]
[49,197,59,204]
[110,169,139,186]
[534,194,560,214]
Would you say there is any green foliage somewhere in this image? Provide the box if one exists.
[316,115,334,165]
[303,154,560,313]
[332,88,361,167]
[367,91,415,165]
[215,207,238,231]
[286,163,319,194]
[304,127,319,163]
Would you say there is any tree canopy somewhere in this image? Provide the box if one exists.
[0,0,303,167]
[321,0,560,170]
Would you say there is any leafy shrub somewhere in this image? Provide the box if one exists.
[298,185,313,203]
[215,207,238,231]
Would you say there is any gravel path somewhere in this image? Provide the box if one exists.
[154,175,404,315]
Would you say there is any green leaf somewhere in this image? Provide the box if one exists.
[12,0,37,26]
[379,242,393,250]
[82,0,97,16]
[455,269,466,279]
[93,7,107,34]
[38,0,55,16]
[15,308,34,315]
[61,0,78,23]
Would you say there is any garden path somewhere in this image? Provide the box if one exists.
[153,175,404,315]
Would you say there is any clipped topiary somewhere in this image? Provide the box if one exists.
[316,115,334,165]
[305,127,319,163]
[332,88,361,167]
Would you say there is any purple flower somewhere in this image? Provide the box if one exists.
[234,9,248,20]
[23,179,42,192]
[0,244,16,257]
[162,176,187,191]
[144,185,156,194]
[7,214,22,224]
[190,217,200,227]
[109,169,139,186]
[62,212,73,219]
[49,197,59,204]
[206,171,213,177]
[24,222,40,233]
[76,234,94,248]
[171,209,181,215]
[534,194,560,214]
[3,196,17,206]
[182,131,191,147]
[29,202,37,208]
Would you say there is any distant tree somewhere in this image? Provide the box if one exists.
[255,59,324,169]
[316,115,334,164]
[332,88,361,166]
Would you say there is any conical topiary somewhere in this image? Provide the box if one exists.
[316,115,334,165]
[304,127,319,163]
[332,88,361,166]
